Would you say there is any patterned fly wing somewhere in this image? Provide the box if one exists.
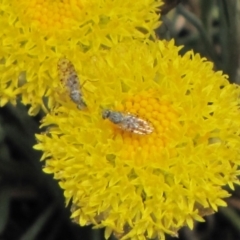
[102,109,154,135]
[57,57,87,110]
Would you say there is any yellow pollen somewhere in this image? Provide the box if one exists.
[111,93,179,164]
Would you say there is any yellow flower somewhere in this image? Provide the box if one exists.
[35,39,240,239]
[0,0,162,114]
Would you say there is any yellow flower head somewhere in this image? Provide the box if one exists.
[35,40,240,239]
[0,0,162,114]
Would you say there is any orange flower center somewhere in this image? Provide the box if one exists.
[107,92,179,165]
[13,0,85,31]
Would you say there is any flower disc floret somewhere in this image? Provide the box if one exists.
[0,0,163,114]
[35,40,240,239]
[105,93,179,164]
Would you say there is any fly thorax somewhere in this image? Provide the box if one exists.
[109,112,124,124]
[70,90,81,103]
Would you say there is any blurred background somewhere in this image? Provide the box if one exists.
[1,0,240,239]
